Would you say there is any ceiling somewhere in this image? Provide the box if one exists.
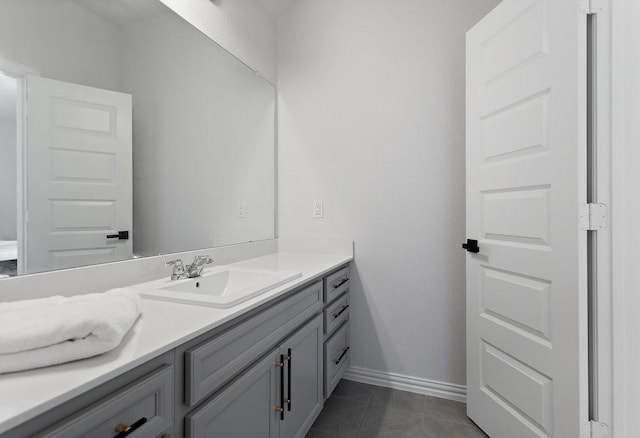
[255,0,298,18]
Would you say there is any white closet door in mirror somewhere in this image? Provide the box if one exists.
[25,75,132,274]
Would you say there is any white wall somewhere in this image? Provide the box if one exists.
[277,0,500,387]
[121,11,275,256]
[159,0,277,84]
[0,0,121,91]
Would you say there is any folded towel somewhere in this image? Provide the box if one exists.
[0,288,142,374]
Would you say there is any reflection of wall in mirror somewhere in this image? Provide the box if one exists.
[0,0,122,91]
[0,73,17,244]
[121,11,275,256]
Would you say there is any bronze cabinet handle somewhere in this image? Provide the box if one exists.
[332,304,349,319]
[113,417,147,438]
[332,278,348,289]
[278,355,285,420]
[286,349,292,411]
[333,346,350,365]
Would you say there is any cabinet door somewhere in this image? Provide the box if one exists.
[185,349,281,438]
[280,315,323,438]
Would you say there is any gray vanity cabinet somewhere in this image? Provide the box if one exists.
[186,314,323,438]
[39,365,174,438]
[324,267,349,304]
[0,263,351,438]
[183,281,323,408]
[0,352,175,438]
[279,314,323,438]
[324,322,350,398]
[185,349,281,438]
[322,266,351,399]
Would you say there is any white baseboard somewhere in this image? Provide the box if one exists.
[343,366,467,403]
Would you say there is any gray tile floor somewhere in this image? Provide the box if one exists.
[307,380,488,438]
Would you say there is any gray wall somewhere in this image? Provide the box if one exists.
[277,0,500,387]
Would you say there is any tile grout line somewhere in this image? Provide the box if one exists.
[353,390,373,438]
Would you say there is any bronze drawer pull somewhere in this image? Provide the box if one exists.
[286,349,292,411]
[113,417,147,438]
[332,304,349,319]
[278,354,285,420]
[332,278,348,289]
[333,346,350,365]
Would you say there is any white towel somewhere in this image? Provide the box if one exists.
[0,288,142,374]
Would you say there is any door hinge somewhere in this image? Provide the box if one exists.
[580,203,607,231]
[582,421,609,438]
[579,0,603,14]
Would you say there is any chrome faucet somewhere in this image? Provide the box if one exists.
[185,255,213,278]
[165,255,213,280]
[165,259,186,280]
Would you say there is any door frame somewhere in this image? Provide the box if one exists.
[588,1,614,432]
[610,0,639,436]
[0,57,39,276]
[531,1,633,435]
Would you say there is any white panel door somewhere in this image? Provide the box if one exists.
[25,76,132,274]
[465,1,588,437]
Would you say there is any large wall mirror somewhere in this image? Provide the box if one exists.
[0,0,276,278]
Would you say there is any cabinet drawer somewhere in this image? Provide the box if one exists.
[39,365,173,438]
[185,281,323,406]
[324,292,349,337]
[324,322,349,398]
[324,266,349,304]
[185,349,280,438]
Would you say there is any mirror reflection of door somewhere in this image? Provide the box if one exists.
[24,76,133,275]
[0,72,17,278]
[0,70,133,277]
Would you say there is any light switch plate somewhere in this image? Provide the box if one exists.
[313,200,323,218]
[237,201,246,218]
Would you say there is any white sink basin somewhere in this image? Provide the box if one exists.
[134,266,302,308]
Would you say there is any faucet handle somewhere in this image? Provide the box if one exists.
[185,255,213,278]
[166,259,185,280]
[194,255,213,264]
[165,259,184,268]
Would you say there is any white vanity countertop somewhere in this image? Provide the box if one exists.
[0,252,352,434]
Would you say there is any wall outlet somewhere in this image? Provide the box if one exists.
[236,201,246,218]
[313,200,323,218]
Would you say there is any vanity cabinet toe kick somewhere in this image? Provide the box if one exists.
[0,262,351,438]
